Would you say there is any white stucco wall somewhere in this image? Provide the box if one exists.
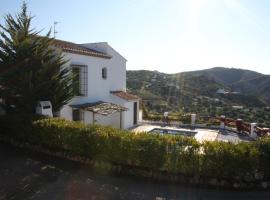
[60,97,139,129]
[95,112,121,128]
[84,110,121,128]
[122,100,139,129]
[60,105,73,120]
[63,50,125,103]
[84,111,93,124]
[59,42,138,129]
[80,43,126,92]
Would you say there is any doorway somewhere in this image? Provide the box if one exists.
[133,102,137,125]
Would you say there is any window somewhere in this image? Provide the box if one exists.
[72,109,84,121]
[72,65,88,96]
[72,68,80,96]
[102,67,107,79]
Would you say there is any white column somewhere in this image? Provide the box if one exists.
[250,123,257,139]
[220,115,225,129]
[139,110,143,122]
[191,114,196,125]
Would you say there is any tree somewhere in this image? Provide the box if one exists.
[0,2,74,114]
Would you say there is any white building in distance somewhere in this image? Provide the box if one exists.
[216,88,229,94]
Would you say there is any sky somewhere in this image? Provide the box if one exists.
[1,0,270,74]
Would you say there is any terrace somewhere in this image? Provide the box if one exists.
[131,114,268,143]
[131,124,254,143]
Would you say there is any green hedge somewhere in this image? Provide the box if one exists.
[1,115,270,183]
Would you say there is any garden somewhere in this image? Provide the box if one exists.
[1,115,270,189]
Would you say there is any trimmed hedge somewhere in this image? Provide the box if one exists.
[1,115,270,184]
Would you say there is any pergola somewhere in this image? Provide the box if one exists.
[70,101,128,128]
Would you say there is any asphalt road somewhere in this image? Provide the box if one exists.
[1,142,270,200]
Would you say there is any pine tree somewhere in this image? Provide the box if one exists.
[0,2,73,114]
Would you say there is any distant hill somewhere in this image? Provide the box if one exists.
[127,67,269,112]
[231,75,270,103]
[182,67,270,103]
[181,67,263,86]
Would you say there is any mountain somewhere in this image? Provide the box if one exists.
[126,67,270,113]
[231,75,270,103]
[181,67,270,103]
[181,67,263,86]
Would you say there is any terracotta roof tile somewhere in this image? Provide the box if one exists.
[70,101,127,115]
[111,91,140,101]
[52,39,111,59]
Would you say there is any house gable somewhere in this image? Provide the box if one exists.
[80,42,127,62]
[53,39,111,59]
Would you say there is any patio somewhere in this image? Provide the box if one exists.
[131,124,254,143]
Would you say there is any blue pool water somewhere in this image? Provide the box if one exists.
[149,128,197,136]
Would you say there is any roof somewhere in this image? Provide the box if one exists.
[70,101,127,116]
[111,91,140,101]
[82,42,127,62]
[52,39,111,59]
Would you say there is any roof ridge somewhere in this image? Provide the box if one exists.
[52,39,111,59]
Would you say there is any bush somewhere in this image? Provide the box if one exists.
[201,141,259,180]
[1,115,270,183]
[0,114,44,142]
[255,137,270,177]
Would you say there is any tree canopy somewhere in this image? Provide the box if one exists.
[0,2,74,114]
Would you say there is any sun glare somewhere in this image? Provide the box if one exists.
[186,0,209,34]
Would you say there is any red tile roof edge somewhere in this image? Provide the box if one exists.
[111,91,140,101]
[52,39,111,59]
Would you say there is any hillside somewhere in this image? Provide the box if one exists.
[231,75,270,103]
[181,67,270,103]
[181,67,263,86]
[127,68,269,114]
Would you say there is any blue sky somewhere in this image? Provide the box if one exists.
[1,0,270,74]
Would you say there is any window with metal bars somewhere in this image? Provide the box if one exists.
[72,65,88,96]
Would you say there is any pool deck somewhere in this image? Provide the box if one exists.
[131,125,254,143]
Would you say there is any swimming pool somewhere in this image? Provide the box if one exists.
[148,128,197,137]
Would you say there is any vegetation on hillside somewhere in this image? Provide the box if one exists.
[127,69,270,127]
[180,67,270,103]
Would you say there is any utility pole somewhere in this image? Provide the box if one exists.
[53,21,59,38]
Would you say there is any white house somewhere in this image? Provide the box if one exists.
[53,39,140,129]
[216,88,228,94]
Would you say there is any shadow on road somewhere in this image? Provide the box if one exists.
[0,142,270,200]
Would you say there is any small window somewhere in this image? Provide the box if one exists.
[72,109,84,121]
[102,67,107,79]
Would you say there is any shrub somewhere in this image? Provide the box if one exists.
[201,141,259,180]
[255,137,270,178]
[1,115,270,183]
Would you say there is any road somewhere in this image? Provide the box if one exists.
[0,142,270,200]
